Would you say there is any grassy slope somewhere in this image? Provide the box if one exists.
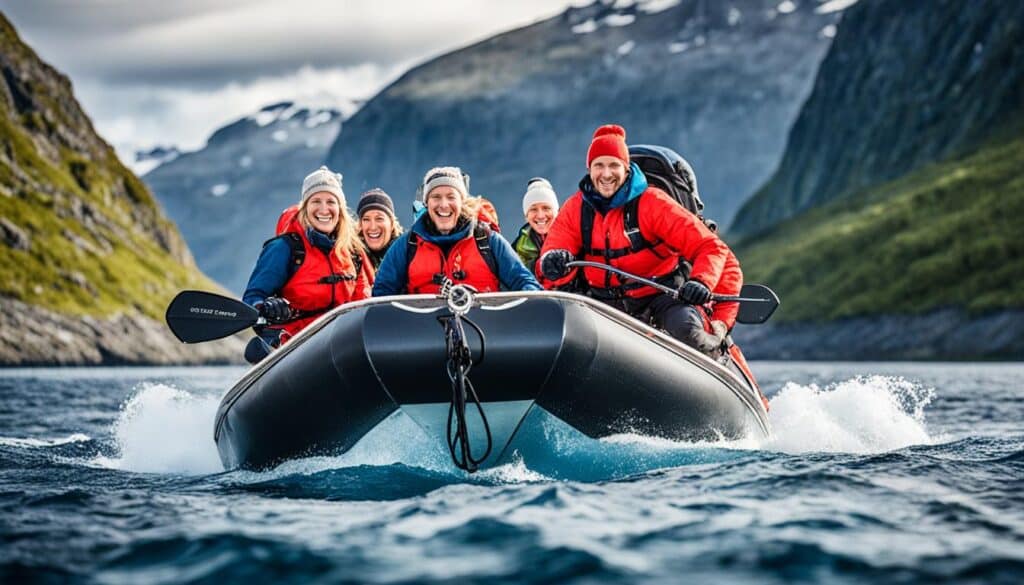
[0,17,220,320]
[734,133,1024,323]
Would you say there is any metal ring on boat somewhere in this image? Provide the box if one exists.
[446,284,475,316]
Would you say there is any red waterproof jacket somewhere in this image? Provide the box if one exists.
[710,247,742,329]
[540,184,728,298]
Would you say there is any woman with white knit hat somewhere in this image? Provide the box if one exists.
[372,166,541,296]
[511,177,560,274]
[242,165,373,361]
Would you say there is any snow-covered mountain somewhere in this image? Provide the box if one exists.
[143,102,343,292]
[328,0,853,231]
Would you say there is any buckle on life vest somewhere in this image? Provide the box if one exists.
[452,270,467,280]
[318,275,350,284]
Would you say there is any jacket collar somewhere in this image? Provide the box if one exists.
[411,213,473,245]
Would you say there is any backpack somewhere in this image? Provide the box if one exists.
[628,144,704,217]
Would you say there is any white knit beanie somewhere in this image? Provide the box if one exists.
[522,177,559,216]
[422,166,468,201]
[301,165,345,206]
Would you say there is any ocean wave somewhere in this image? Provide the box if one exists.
[0,433,91,448]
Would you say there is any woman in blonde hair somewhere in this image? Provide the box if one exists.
[243,166,373,356]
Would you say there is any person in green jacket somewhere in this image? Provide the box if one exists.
[511,177,560,274]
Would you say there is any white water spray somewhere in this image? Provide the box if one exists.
[97,384,223,474]
[762,375,935,454]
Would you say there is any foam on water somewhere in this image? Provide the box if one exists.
[762,375,935,454]
[0,433,91,448]
[95,383,222,474]
[87,374,936,479]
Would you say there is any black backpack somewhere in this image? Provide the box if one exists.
[628,144,705,217]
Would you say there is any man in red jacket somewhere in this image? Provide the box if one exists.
[539,124,730,355]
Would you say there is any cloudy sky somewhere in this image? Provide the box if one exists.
[2,0,581,163]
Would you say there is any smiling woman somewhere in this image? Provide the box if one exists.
[371,166,542,296]
[240,166,374,361]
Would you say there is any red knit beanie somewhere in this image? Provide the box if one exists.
[586,124,629,167]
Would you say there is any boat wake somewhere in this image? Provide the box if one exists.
[88,375,937,483]
[90,383,223,474]
[762,375,936,454]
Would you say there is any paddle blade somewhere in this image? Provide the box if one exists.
[165,290,259,343]
[735,284,780,325]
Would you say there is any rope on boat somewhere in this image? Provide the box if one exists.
[440,281,492,473]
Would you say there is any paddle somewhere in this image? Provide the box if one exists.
[565,260,780,325]
[165,290,261,343]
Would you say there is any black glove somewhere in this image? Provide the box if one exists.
[541,249,574,280]
[256,296,292,323]
[679,280,712,305]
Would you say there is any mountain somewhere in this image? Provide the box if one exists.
[143,102,343,292]
[0,13,242,365]
[133,145,181,176]
[326,0,848,232]
[731,0,1024,238]
[729,0,1024,359]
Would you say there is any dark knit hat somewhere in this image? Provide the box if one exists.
[586,124,629,167]
[357,188,395,218]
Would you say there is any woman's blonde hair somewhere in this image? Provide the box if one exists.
[298,197,365,271]
[460,196,480,221]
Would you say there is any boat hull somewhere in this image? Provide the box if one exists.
[214,292,769,470]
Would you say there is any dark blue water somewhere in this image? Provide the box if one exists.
[1,363,1022,583]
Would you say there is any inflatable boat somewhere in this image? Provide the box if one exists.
[192,288,771,471]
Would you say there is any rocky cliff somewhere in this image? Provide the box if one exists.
[143,102,343,292]
[728,0,1024,359]
[732,0,1024,237]
[326,0,845,231]
[0,13,242,366]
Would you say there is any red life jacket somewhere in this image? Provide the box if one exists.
[577,191,682,299]
[406,224,501,294]
[269,206,371,341]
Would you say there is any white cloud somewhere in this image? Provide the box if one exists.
[74,63,403,162]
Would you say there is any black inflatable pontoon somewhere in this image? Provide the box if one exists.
[213,290,770,471]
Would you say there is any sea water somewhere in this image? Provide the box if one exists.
[1,363,1021,583]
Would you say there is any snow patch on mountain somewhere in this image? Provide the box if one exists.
[816,0,859,14]
[134,146,180,176]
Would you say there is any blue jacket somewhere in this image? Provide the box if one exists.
[372,214,541,296]
[242,227,335,306]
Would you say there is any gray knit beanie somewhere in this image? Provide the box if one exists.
[421,166,468,201]
[301,165,345,206]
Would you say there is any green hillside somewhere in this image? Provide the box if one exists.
[735,133,1024,323]
[0,13,219,320]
